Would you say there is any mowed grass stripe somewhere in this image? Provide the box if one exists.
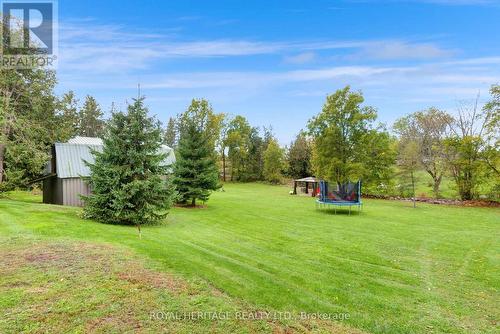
[0,183,498,333]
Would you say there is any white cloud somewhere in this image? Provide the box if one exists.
[58,39,287,73]
[284,52,316,64]
[59,21,170,42]
[443,56,500,65]
[57,21,454,74]
[355,41,454,60]
[57,59,499,93]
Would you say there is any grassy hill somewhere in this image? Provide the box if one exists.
[1,183,498,333]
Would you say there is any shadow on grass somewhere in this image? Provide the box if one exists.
[316,207,363,216]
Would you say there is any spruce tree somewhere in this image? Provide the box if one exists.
[58,91,80,141]
[83,98,175,234]
[164,117,177,148]
[79,95,106,137]
[174,117,219,206]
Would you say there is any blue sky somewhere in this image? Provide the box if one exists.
[54,0,500,143]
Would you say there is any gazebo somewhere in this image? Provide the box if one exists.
[292,177,319,197]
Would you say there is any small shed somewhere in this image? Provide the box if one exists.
[292,177,319,197]
[43,136,176,207]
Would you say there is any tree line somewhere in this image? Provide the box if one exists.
[1,64,498,202]
[164,86,499,202]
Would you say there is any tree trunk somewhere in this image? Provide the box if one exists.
[191,197,196,207]
[411,170,416,208]
[432,175,442,199]
[222,151,226,182]
[461,170,473,200]
[0,143,5,185]
[137,223,142,239]
[461,183,473,200]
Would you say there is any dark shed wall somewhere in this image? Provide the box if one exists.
[43,176,63,205]
[62,178,91,207]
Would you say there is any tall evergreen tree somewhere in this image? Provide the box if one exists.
[174,114,219,207]
[164,117,177,148]
[83,98,175,234]
[57,91,80,141]
[79,95,106,137]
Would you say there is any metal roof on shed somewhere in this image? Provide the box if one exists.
[54,139,176,178]
[55,143,103,178]
[67,136,104,145]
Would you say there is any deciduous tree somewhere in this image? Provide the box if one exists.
[287,132,312,179]
[362,128,397,195]
[308,86,379,185]
[394,108,452,198]
[263,137,284,184]
[0,39,59,190]
[444,94,492,200]
[482,85,499,179]
[178,98,224,153]
[226,115,252,181]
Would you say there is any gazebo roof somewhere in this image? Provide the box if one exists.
[294,177,318,182]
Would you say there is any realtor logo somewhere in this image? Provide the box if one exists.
[1,0,57,68]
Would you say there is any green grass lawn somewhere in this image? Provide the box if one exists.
[1,183,499,333]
